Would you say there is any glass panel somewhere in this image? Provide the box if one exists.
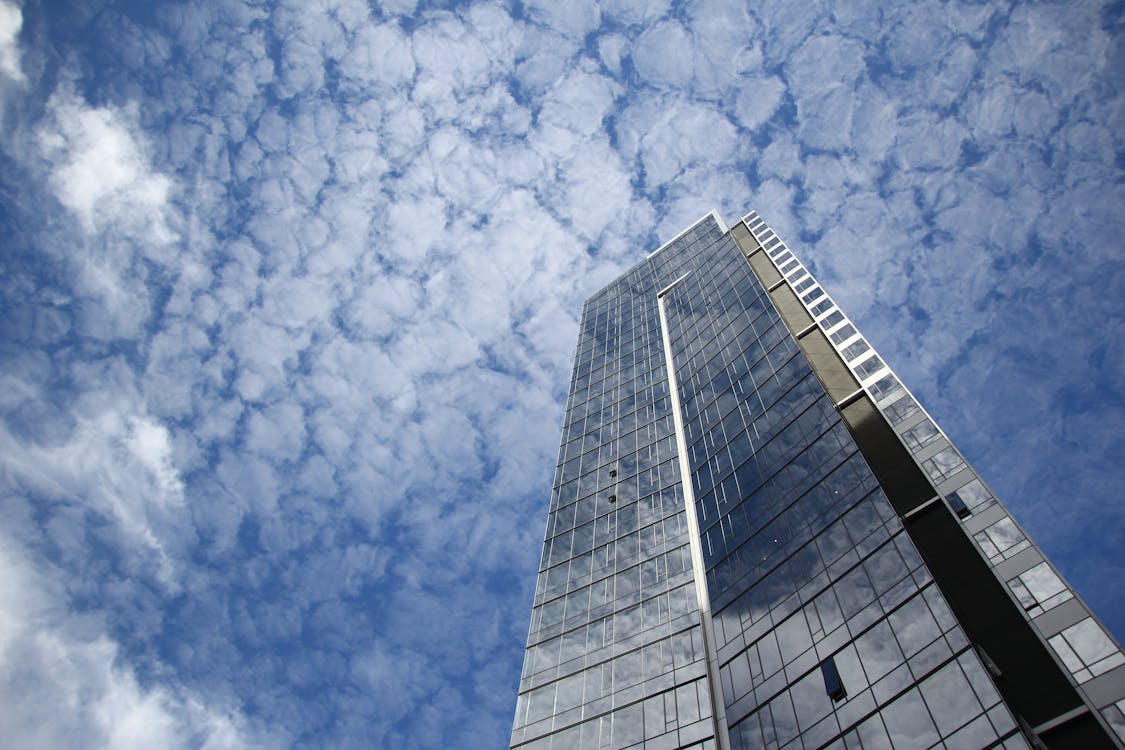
[883,394,919,425]
[902,420,940,452]
[881,688,939,748]
[922,448,966,482]
[918,661,982,737]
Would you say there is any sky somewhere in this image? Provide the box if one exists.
[0,0,1121,747]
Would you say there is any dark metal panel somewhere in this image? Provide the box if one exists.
[768,283,814,335]
[730,222,756,251]
[839,396,934,514]
[835,392,1099,744]
[794,327,860,404]
[745,249,782,289]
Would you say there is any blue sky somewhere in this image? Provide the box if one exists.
[0,0,1121,747]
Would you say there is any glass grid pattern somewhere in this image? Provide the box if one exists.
[512,218,728,750]
[513,215,1023,750]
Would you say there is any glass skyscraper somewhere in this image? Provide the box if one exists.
[510,211,1125,750]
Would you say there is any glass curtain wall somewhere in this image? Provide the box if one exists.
[511,218,727,750]
[513,214,1025,750]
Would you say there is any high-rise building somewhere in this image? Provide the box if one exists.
[510,211,1125,750]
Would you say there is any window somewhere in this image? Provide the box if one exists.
[884,394,919,425]
[820,311,845,330]
[829,324,857,345]
[793,277,816,293]
[902,420,940,451]
[810,299,834,317]
[854,355,885,379]
[841,339,870,361]
[820,657,847,702]
[1006,562,1071,617]
[869,374,903,402]
[779,259,800,275]
[947,491,972,519]
[788,268,808,283]
[973,517,1029,564]
[922,447,966,482]
[1101,700,1125,744]
[801,287,824,304]
[1049,618,1125,683]
[947,479,993,513]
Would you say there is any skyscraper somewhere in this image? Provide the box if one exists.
[510,211,1125,750]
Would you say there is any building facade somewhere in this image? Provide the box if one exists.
[510,211,1125,750]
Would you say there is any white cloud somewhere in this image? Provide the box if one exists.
[732,74,785,131]
[632,20,695,88]
[0,0,1122,747]
[0,388,188,581]
[0,540,258,750]
[339,21,415,91]
[522,0,600,39]
[0,0,23,82]
[37,90,174,242]
[537,63,619,136]
[596,33,628,74]
[618,96,741,188]
[602,0,671,26]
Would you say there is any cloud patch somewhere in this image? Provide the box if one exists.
[0,1,1121,748]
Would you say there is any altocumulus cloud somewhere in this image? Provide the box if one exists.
[0,0,1121,747]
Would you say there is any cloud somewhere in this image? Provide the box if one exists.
[0,0,22,82]
[602,0,671,26]
[0,539,260,750]
[0,1,1121,748]
[632,20,695,88]
[0,393,188,589]
[523,0,600,39]
[37,90,174,241]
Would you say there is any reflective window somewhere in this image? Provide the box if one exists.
[922,447,966,482]
[869,374,902,402]
[829,324,857,346]
[854,355,885,380]
[811,299,834,317]
[840,339,870,361]
[1006,562,1072,617]
[1048,618,1125,683]
[514,219,727,749]
[901,420,940,452]
[883,393,919,425]
[793,277,816,293]
[1102,699,1125,744]
[820,311,845,330]
[800,287,823,305]
[727,604,1018,750]
[947,479,994,514]
[973,517,1030,565]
